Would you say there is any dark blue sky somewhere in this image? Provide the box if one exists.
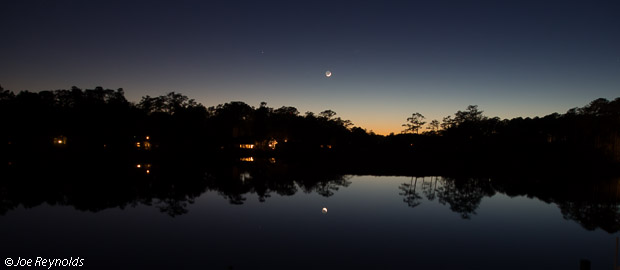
[2,0,619,134]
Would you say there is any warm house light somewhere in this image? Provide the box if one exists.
[239,144,255,149]
[137,164,151,173]
[146,136,150,140]
[53,136,67,145]
[136,141,151,150]
[268,139,278,150]
[240,157,254,162]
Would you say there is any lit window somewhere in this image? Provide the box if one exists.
[268,139,278,150]
[53,136,67,145]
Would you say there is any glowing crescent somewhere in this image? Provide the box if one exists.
[325,71,332,77]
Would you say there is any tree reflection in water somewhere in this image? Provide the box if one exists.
[1,157,619,233]
[436,177,496,219]
[399,177,422,208]
[399,175,620,233]
[205,164,352,205]
[0,158,353,216]
[399,176,495,218]
[423,176,439,201]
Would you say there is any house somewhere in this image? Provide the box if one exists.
[53,136,67,145]
[135,135,152,150]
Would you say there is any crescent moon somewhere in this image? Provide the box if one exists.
[325,70,332,77]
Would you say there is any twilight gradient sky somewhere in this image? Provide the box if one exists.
[2,0,619,134]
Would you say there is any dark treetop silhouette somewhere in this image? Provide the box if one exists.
[1,85,619,176]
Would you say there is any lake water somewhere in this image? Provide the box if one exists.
[1,167,619,269]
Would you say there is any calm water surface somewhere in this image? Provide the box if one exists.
[1,173,619,269]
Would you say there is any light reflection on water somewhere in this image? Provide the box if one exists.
[0,174,619,269]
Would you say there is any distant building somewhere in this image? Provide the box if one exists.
[135,136,152,150]
[53,136,67,145]
[239,144,254,149]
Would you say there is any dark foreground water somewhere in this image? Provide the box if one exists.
[1,168,619,269]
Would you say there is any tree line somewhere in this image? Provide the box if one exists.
[0,86,354,155]
[1,85,619,173]
[398,98,620,173]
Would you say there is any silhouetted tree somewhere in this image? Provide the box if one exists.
[138,92,204,115]
[426,119,440,133]
[441,115,454,130]
[319,109,337,120]
[453,105,485,125]
[402,112,426,134]
[0,87,14,101]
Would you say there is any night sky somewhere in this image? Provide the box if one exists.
[2,0,619,134]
